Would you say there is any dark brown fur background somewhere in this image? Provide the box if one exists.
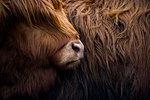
[63,0,150,99]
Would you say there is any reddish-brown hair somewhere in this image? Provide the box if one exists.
[0,0,79,38]
[58,0,150,99]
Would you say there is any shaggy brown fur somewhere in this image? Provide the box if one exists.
[0,0,84,100]
[61,0,150,100]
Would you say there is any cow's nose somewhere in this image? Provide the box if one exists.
[72,40,84,58]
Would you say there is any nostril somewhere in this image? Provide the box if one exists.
[72,43,80,53]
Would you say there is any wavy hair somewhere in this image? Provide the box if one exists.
[62,0,150,99]
[0,0,79,42]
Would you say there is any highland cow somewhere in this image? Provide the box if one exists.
[0,0,84,100]
[44,0,150,100]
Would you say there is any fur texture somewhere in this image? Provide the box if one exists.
[43,0,150,100]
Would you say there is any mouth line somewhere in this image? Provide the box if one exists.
[66,59,80,66]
